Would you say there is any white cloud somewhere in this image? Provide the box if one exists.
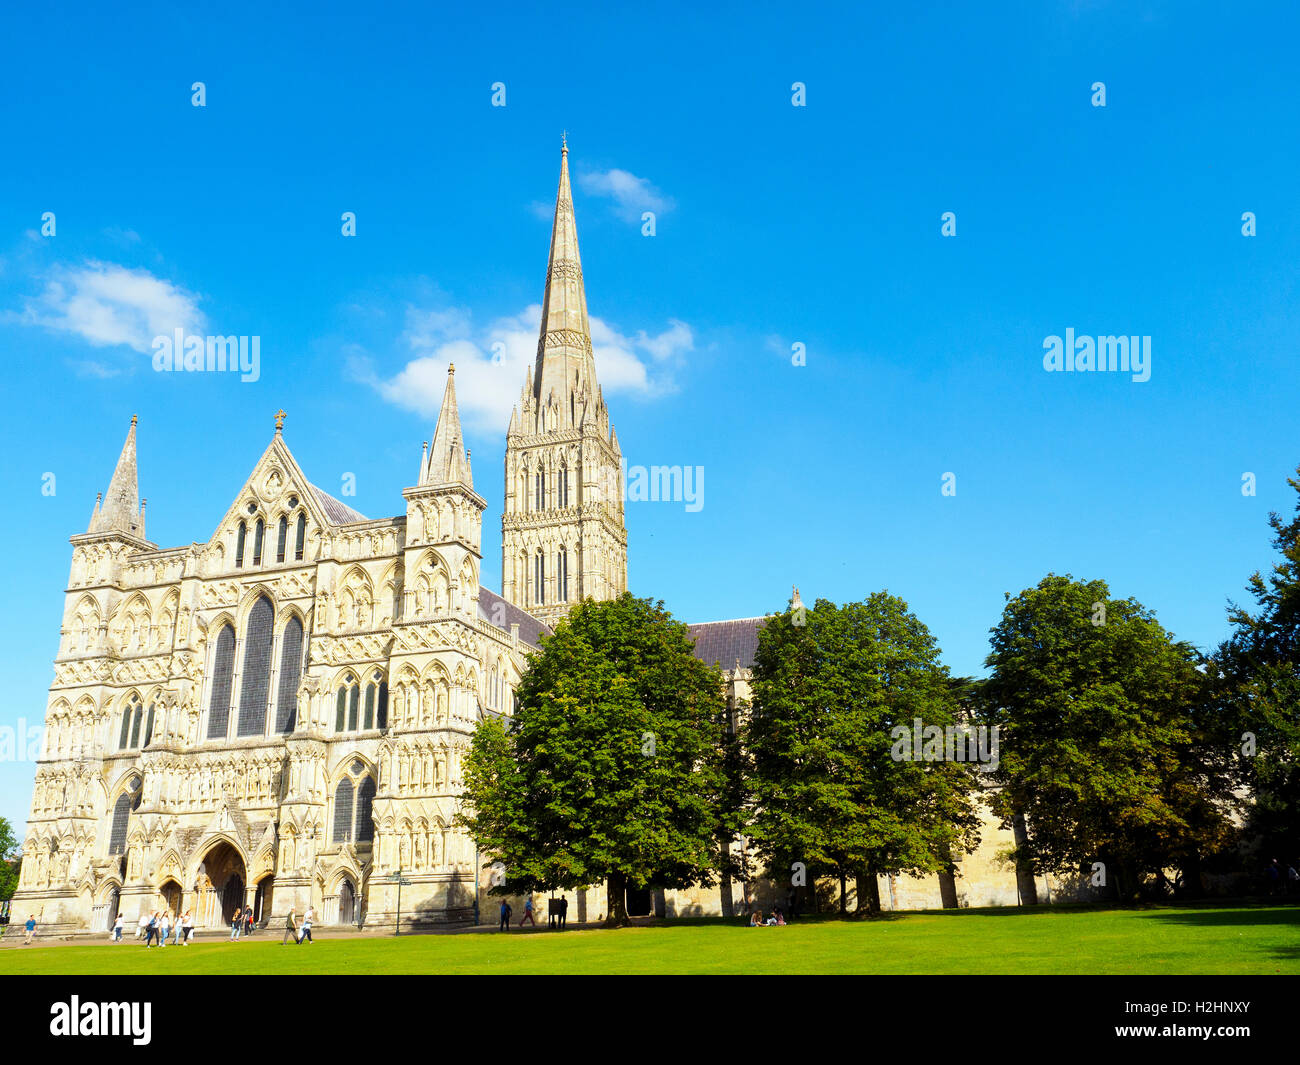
[16,260,205,353]
[577,168,674,223]
[360,302,693,431]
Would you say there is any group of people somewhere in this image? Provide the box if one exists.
[228,906,258,940]
[748,907,787,927]
[122,910,195,945]
[281,907,314,944]
[1265,858,1300,894]
[496,895,569,930]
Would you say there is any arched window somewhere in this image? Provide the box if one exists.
[252,519,264,566]
[557,546,568,602]
[274,616,304,734]
[118,695,139,750]
[142,702,155,748]
[276,516,288,564]
[559,462,569,507]
[356,777,376,842]
[534,550,545,606]
[107,779,140,854]
[361,670,388,731]
[332,778,354,843]
[536,468,546,510]
[334,675,361,732]
[294,513,306,561]
[207,624,236,739]
[235,522,247,568]
[236,596,274,736]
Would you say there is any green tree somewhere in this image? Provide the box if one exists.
[0,817,18,901]
[745,593,981,915]
[1220,465,1300,871]
[983,574,1233,900]
[457,594,732,926]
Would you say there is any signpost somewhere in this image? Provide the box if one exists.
[387,869,411,936]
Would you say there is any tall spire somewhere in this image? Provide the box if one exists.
[89,415,145,538]
[533,136,596,417]
[422,363,472,488]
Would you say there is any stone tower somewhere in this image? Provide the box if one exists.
[501,139,627,625]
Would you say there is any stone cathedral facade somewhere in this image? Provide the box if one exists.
[15,144,1024,935]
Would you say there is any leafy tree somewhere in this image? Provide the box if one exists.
[458,594,732,926]
[0,817,18,902]
[1220,465,1300,871]
[745,593,981,915]
[983,574,1234,900]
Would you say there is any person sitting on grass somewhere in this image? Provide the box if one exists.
[748,910,762,927]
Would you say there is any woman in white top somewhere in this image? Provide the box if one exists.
[112,914,124,942]
[181,912,193,945]
[159,911,171,947]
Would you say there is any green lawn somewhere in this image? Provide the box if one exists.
[3,903,1297,975]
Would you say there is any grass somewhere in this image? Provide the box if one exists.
[3,902,1298,975]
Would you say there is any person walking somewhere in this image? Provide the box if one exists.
[112,913,124,942]
[283,908,298,945]
[244,907,254,938]
[298,907,313,945]
[158,911,171,947]
[137,911,150,941]
[181,912,193,945]
[498,899,512,931]
[558,896,568,930]
[519,895,535,928]
[230,906,243,941]
[23,914,36,944]
[144,912,159,946]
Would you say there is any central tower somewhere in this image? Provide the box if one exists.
[501,140,627,625]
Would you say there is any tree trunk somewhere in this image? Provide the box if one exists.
[862,871,882,915]
[1012,811,1039,906]
[838,871,847,915]
[937,843,959,909]
[1179,850,1204,900]
[605,871,629,927]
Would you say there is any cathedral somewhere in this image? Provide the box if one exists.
[15,144,1024,935]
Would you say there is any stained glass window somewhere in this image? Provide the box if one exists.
[207,625,236,739]
[236,596,274,736]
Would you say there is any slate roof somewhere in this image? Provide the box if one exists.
[479,588,551,650]
[687,617,766,671]
[309,483,368,525]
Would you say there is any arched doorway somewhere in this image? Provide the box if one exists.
[254,876,274,924]
[339,878,355,926]
[105,886,120,928]
[160,880,182,917]
[221,874,244,925]
[195,840,247,928]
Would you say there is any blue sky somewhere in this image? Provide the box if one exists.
[2,0,1299,827]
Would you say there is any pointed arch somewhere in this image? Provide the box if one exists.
[274,613,304,734]
[206,623,237,739]
[236,594,274,736]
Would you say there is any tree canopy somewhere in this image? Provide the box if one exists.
[744,592,981,913]
[457,593,731,925]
